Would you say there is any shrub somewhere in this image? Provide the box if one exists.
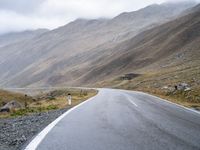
[46,105,58,110]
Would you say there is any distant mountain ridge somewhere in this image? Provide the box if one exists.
[0,1,198,88]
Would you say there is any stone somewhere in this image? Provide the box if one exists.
[184,87,191,91]
[0,100,22,112]
[175,83,191,91]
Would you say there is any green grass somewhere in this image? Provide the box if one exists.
[9,105,59,117]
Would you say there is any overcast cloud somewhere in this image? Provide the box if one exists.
[0,0,199,34]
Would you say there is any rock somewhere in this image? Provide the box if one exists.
[184,87,191,91]
[161,86,174,92]
[0,100,22,112]
[120,73,140,80]
[162,86,169,89]
[175,83,191,91]
[0,107,10,112]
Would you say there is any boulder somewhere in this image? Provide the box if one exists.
[175,83,191,91]
[0,100,22,112]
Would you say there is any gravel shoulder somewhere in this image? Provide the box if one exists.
[0,108,69,150]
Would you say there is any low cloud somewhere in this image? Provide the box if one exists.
[0,0,45,14]
[0,0,198,34]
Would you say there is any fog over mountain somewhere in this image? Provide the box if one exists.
[0,1,198,88]
[0,0,199,34]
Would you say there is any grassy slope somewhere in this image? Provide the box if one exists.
[0,90,33,107]
[99,61,200,110]
[0,89,97,118]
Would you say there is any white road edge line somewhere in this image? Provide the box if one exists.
[155,95,200,115]
[136,91,200,115]
[24,94,98,150]
[121,89,200,115]
[119,89,200,115]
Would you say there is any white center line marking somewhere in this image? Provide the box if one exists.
[122,93,138,107]
[127,98,138,107]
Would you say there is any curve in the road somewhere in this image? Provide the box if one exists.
[25,89,200,150]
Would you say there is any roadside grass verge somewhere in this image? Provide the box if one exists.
[0,88,97,118]
[0,90,33,107]
[99,63,200,110]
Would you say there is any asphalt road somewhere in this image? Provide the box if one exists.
[26,89,200,150]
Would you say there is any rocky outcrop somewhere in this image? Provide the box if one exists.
[175,83,191,91]
[0,101,22,112]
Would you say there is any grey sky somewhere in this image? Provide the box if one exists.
[0,0,45,13]
[0,0,199,34]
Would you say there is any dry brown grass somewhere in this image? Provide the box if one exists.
[99,61,200,110]
[30,89,97,110]
[0,89,97,118]
[0,90,33,107]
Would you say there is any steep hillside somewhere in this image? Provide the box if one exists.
[0,2,196,88]
[88,3,200,82]
[95,4,200,109]
[0,29,48,48]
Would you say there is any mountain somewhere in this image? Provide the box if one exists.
[0,29,48,48]
[91,3,200,85]
[95,3,200,109]
[0,1,197,88]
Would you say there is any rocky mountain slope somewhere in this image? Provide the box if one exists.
[0,1,197,87]
[0,29,48,48]
[90,3,200,84]
[97,3,200,109]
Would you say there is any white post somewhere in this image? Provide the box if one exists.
[67,94,72,105]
